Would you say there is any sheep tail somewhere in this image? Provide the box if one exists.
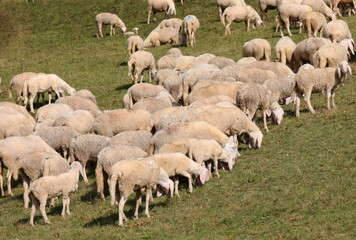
[222,12,226,26]
[24,188,32,209]
[12,161,22,181]
[8,82,13,99]
[128,89,134,109]
[22,80,29,99]
[128,59,134,77]
[95,163,105,200]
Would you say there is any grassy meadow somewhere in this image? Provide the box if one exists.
[0,0,355,239]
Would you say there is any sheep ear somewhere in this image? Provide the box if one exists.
[338,67,341,78]
[347,65,352,75]
[228,158,233,171]
[348,42,355,55]
[285,97,292,105]
[266,109,272,117]
[228,136,234,143]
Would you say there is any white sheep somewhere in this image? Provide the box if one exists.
[146,106,182,132]
[144,27,180,48]
[294,61,352,117]
[163,75,184,103]
[243,38,272,61]
[53,110,95,134]
[237,68,277,84]
[158,138,198,155]
[95,13,127,38]
[0,102,36,126]
[7,72,38,104]
[303,11,327,38]
[217,0,247,22]
[27,162,84,226]
[74,89,97,105]
[274,37,297,66]
[124,27,139,36]
[258,0,277,20]
[188,95,236,108]
[174,56,196,72]
[245,61,294,77]
[126,35,144,56]
[127,83,170,108]
[312,43,349,68]
[208,56,235,69]
[155,68,180,85]
[109,130,152,154]
[156,48,183,70]
[127,51,157,84]
[155,107,188,131]
[131,91,175,114]
[301,0,336,19]
[55,96,101,118]
[35,103,73,122]
[34,119,55,131]
[157,18,183,32]
[192,53,217,66]
[147,0,176,24]
[0,110,34,139]
[278,3,312,36]
[180,15,200,46]
[323,19,354,43]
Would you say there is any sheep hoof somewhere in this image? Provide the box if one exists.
[134,215,138,220]
[8,192,14,196]
[45,220,51,224]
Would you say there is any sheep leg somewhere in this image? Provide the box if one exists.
[148,68,152,83]
[153,12,157,22]
[327,91,331,110]
[331,91,337,109]
[173,176,180,197]
[23,177,30,208]
[213,156,220,178]
[145,188,151,218]
[109,175,118,206]
[305,90,315,114]
[118,196,127,227]
[134,72,139,84]
[66,197,71,215]
[181,171,193,193]
[140,72,144,84]
[61,195,67,217]
[6,169,13,196]
[110,25,113,36]
[29,94,36,113]
[134,190,142,219]
[82,162,89,184]
[246,19,250,32]
[225,22,231,36]
[295,92,302,118]
[113,26,116,36]
[192,31,196,46]
[30,198,39,226]
[207,162,212,179]
[263,110,269,132]
[284,18,292,36]
[147,9,151,24]
[40,196,50,224]
[0,166,4,197]
[218,7,223,22]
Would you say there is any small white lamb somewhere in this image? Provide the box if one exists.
[127,51,157,84]
[147,0,176,24]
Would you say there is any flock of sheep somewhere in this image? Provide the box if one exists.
[0,0,354,228]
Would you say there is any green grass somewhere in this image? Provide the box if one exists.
[0,0,355,239]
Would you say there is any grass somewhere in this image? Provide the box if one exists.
[0,0,355,239]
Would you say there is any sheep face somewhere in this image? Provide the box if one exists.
[337,61,352,78]
[244,131,263,149]
[157,179,174,198]
[197,167,209,185]
[270,102,284,125]
[221,136,238,170]
[67,88,76,96]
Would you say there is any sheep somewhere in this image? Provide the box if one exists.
[127,83,170,108]
[144,27,180,48]
[163,75,184,103]
[180,15,200,46]
[189,139,236,178]
[245,61,294,77]
[0,111,34,139]
[156,48,183,70]
[36,103,73,122]
[236,56,257,67]
[0,135,56,196]
[74,89,97,105]
[147,0,176,24]
[174,56,196,72]
[188,95,236,108]
[303,11,327,38]
[208,56,235,69]
[323,20,354,43]
[122,93,130,110]
[109,130,152,154]
[156,107,188,131]
[0,102,36,126]
[27,162,83,226]
[243,39,272,61]
[278,3,312,37]
[108,158,173,227]
[258,0,277,20]
[275,37,297,66]
[192,53,217,66]
[157,18,183,32]
[222,5,264,34]
[68,134,111,184]
[312,43,349,68]
[158,138,198,155]
[95,13,127,38]
[301,0,336,19]
[147,106,182,132]
[128,51,157,84]
[150,121,239,155]
[263,74,297,105]
[55,96,101,117]
[23,74,76,113]
[96,145,148,200]
[53,110,95,134]
[331,0,356,17]
[124,27,139,36]
[7,72,38,104]
[217,0,247,22]
[33,126,79,158]
[151,153,209,196]
[294,61,352,117]
[34,119,55,131]
[237,68,277,84]
[155,69,180,85]
[92,109,151,137]
[126,35,144,56]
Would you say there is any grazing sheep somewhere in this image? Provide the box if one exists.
[122,93,130,110]
[330,0,356,17]
[217,0,247,22]
[303,11,327,38]
[35,119,55,131]
[259,0,277,20]
[275,37,297,66]
[127,83,169,108]
[147,106,182,132]
[222,5,264,34]
[144,27,180,48]
[92,109,151,137]
[147,0,176,24]
[312,43,349,68]
[151,153,209,196]
[155,69,180,85]
[124,27,139,36]
[96,145,147,200]
[156,48,183,70]
[323,20,354,43]
[158,138,198,155]
[237,68,277,84]
[0,102,36,126]
[128,51,157,84]
[156,107,188,131]
[174,56,196,72]
[208,56,235,69]
[0,136,56,196]
[157,18,183,31]
[243,38,271,61]
[278,3,312,37]
[68,134,111,184]
[245,61,294,77]
[53,110,95,134]
[36,104,73,122]
[108,158,173,227]
[263,74,296,105]
[188,95,236,108]
[33,126,79,158]
[192,53,217,66]
[74,89,97,105]
[55,96,101,117]
[163,75,184,103]
[7,72,38,104]
[236,56,257,66]
[295,61,352,117]
[110,130,152,154]
[192,74,236,92]
[27,162,83,226]
[95,13,127,38]
[0,111,34,139]
[301,0,336,19]
[126,35,144,56]
[180,15,200,46]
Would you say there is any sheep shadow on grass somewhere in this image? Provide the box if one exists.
[115,83,132,91]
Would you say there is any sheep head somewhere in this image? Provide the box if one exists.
[337,61,352,79]
[244,131,263,149]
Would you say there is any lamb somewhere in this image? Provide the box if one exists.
[0,135,56,196]
[144,27,180,48]
[35,119,55,131]
[189,139,236,178]
[222,5,264,34]
[108,158,173,227]
[174,56,196,72]
[278,3,312,36]
[96,144,148,200]
[147,106,182,132]
[127,35,144,56]
[294,61,352,117]
[180,15,200,46]
[323,20,354,43]
[127,51,157,84]
[55,96,102,117]
[151,153,209,196]
[27,162,83,226]
[92,109,151,137]
[245,61,294,77]
[23,74,76,113]
[124,27,139,36]
[156,48,183,70]
[68,134,111,184]
[301,0,336,19]
[217,0,247,22]
[53,110,95,134]
[109,130,152,154]
[33,126,79,158]
[155,66,180,85]
[95,13,127,38]
[158,138,198,155]
[147,0,176,24]
[36,103,73,121]
[7,72,38,104]
[237,68,277,84]
[0,111,34,139]
[74,89,97,105]
[127,83,170,108]
[312,43,349,68]
[0,102,36,126]
[243,38,271,61]
[258,0,277,20]
[208,56,235,69]
[163,75,184,103]
[303,11,327,38]
[275,37,297,66]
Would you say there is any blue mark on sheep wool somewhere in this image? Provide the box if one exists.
[186,15,191,20]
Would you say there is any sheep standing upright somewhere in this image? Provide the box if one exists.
[303,11,327,38]
[217,0,247,22]
[126,35,144,56]
[258,0,277,20]
[147,0,176,24]
[274,37,296,66]
[243,38,271,61]
[181,15,200,46]
[323,20,354,43]
[127,51,157,84]
[95,13,127,38]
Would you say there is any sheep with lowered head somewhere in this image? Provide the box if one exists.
[156,48,183,70]
[36,104,73,122]
[8,72,38,104]
[323,19,354,43]
[155,69,180,85]
[158,138,198,155]
[126,35,144,56]
[217,0,247,22]
[0,111,34,139]
[180,15,200,46]
[303,11,327,38]
[144,27,180,48]
[312,42,349,68]
[53,110,95,134]
[128,51,157,84]
[301,0,336,20]
[55,96,101,117]
[243,38,271,61]
[163,75,184,103]
[147,0,176,24]
[0,102,36,126]
[278,3,312,37]
[74,89,97,104]
[132,91,175,114]
[109,130,152,154]
[127,83,170,108]
[95,13,127,38]
[275,37,296,66]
